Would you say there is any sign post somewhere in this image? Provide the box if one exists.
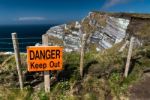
[27,35,63,93]
[42,34,50,93]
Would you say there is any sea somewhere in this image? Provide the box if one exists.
[0,24,55,52]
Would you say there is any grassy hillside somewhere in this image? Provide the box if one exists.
[1,12,150,100]
[0,41,150,100]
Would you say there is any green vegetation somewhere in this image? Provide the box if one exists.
[0,42,150,100]
[1,11,150,99]
[136,23,150,44]
[1,11,150,100]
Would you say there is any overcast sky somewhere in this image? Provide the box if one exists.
[0,0,149,25]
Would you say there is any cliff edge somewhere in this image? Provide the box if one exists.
[43,12,150,52]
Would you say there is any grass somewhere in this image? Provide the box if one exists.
[0,43,150,99]
[0,86,33,100]
[1,11,150,99]
[134,23,150,43]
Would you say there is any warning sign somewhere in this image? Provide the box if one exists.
[27,46,63,72]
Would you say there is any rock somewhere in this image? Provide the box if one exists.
[75,21,81,29]
[45,23,82,52]
[43,12,150,52]
[35,43,42,46]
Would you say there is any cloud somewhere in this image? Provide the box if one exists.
[18,17,46,21]
[102,0,130,10]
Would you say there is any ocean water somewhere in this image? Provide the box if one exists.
[0,24,54,52]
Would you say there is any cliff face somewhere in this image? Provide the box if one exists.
[44,12,150,52]
[89,15,130,50]
[46,23,82,52]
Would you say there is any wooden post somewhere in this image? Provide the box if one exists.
[119,40,129,52]
[124,36,134,78]
[80,34,86,78]
[42,34,50,93]
[12,33,23,90]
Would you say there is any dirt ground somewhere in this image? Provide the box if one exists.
[129,72,150,100]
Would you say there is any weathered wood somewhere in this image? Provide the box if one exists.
[42,34,50,92]
[119,40,129,52]
[124,36,134,78]
[12,33,23,90]
[80,34,86,78]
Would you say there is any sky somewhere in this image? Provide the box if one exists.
[0,0,150,25]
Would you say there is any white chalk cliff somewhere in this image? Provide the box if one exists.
[44,12,130,52]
